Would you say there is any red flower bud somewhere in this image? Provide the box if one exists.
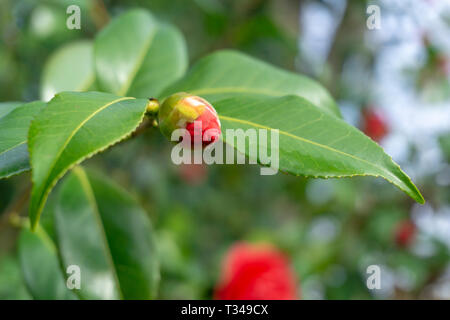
[214,243,299,300]
[394,220,416,248]
[158,92,221,147]
[362,108,389,142]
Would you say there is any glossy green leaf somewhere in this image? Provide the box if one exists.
[214,94,424,204]
[0,101,46,179]
[54,167,159,299]
[41,40,95,101]
[18,226,78,300]
[95,9,188,98]
[28,91,148,230]
[162,50,341,117]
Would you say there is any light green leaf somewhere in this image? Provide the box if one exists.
[54,166,159,299]
[0,255,31,299]
[0,101,46,179]
[0,101,23,118]
[28,91,148,230]
[41,40,96,101]
[162,50,341,117]
[214,94,424,204]
[18,226,78,300]
[95,9,187,98]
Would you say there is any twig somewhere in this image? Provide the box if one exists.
[131,117,157,139]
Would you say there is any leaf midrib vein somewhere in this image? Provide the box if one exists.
[0,140,26,157]
[218,114,400,184]
[73,167,124,299]
[118,29,157,96]
[36,96,134,209]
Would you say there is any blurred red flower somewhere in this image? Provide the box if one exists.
[361,108,389,142]
[214,243,299,300]
[394,220,417,248]
[179,163,208,185]
[437,55,450,76]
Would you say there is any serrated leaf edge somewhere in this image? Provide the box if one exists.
[219,114,424,204]
[28,96,147,230]
[0,101,46,180]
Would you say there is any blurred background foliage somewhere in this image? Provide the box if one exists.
[0,0,449,299]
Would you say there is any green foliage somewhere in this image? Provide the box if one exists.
[18,226,78,300]
[215,95,424,204]
[94,9,188,98]
[54,167,159,299]
[162,50,341,117]
[28,91,148,230]
[0,5,427,300]
[0,102,23,118]
[0,101,46,179]
[41,40,95,101]
[18,166,158,300]
[0,255,30,299]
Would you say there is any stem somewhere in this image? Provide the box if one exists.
[131,117,154,139]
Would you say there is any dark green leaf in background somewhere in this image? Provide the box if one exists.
[28,91,148,229]
[162,50,341,117]
[18,227,77,300]
[0,101,46,179]
[214,94,424,204]
[95,9,188,98]
[40,40,96,101]
[54,167,159,299]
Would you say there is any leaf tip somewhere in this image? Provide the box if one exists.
[416,193,426,205]
[408,181,425,204]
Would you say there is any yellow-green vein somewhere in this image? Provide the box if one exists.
[118,30,156,96]
[31,96,134,229]
[219,114,423,203]
[72,166,124,299]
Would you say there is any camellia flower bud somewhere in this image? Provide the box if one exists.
[158,92,221,147]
